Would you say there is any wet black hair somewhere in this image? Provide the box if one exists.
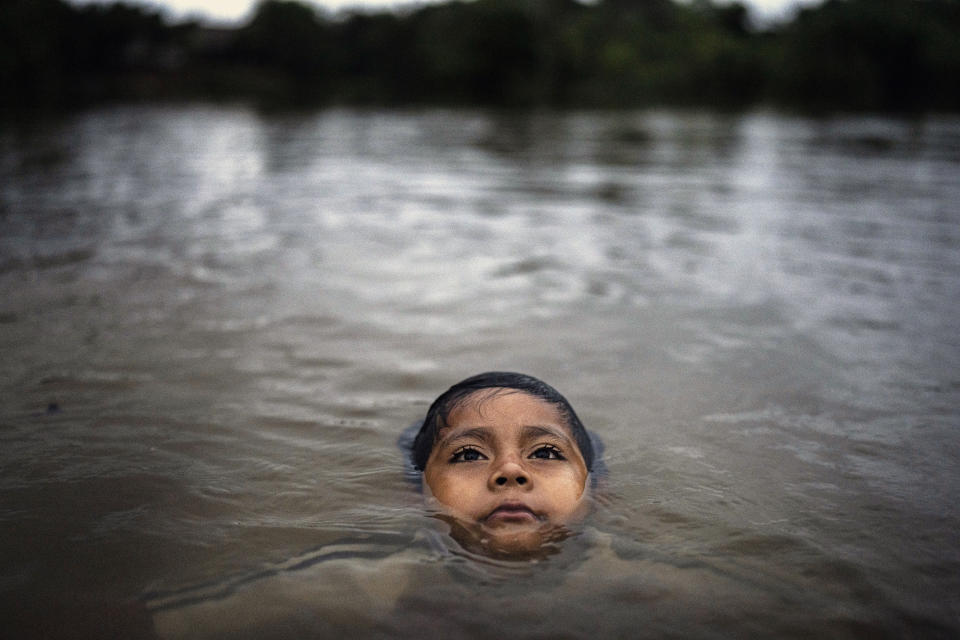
[410,371,595,473]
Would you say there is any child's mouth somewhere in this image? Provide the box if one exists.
[484,502,540,525]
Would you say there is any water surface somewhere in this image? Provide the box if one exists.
[1,106,959,637]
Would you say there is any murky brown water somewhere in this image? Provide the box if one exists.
[2,106,959,638]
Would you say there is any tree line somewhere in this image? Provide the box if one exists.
[3,0,959,111]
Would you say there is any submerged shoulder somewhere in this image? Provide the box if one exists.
[151,541,429,639]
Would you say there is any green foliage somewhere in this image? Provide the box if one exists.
[0,0,74,102]
[769,0,960,110]
[2,0,959,111]
[0,0,193,105]
[409,0,539,102]
[234,0,329,74]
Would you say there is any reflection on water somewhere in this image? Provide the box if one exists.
[1,106,959,637]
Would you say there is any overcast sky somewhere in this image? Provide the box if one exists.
[72,0,825,25]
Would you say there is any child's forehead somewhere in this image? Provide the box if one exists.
[443,388,568,431]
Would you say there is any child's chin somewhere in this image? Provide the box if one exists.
[443,516,572,559]
[482,527,556,556]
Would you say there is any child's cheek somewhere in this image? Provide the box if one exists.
[423,470,471,515]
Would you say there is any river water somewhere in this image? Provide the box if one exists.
[1,106,958,638]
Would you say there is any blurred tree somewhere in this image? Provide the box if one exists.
[710,1,751,37]
[0,0,73,104]
[66,2,170,72]
[1,0,957,111]
[330,12,418,102]
[234,0,330,75]
[0,0,186,106]
[682,0,765,105]
[412,0,540,103]
[769,0,960,111]
[601,0,681,29]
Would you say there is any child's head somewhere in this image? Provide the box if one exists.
[411,372,595,556]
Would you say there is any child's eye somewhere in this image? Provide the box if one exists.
[451,447,486,463]
[529,445,565,460]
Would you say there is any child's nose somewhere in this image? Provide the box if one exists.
[490,460,530,488]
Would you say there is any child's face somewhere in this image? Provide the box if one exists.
[422,389,589,555]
